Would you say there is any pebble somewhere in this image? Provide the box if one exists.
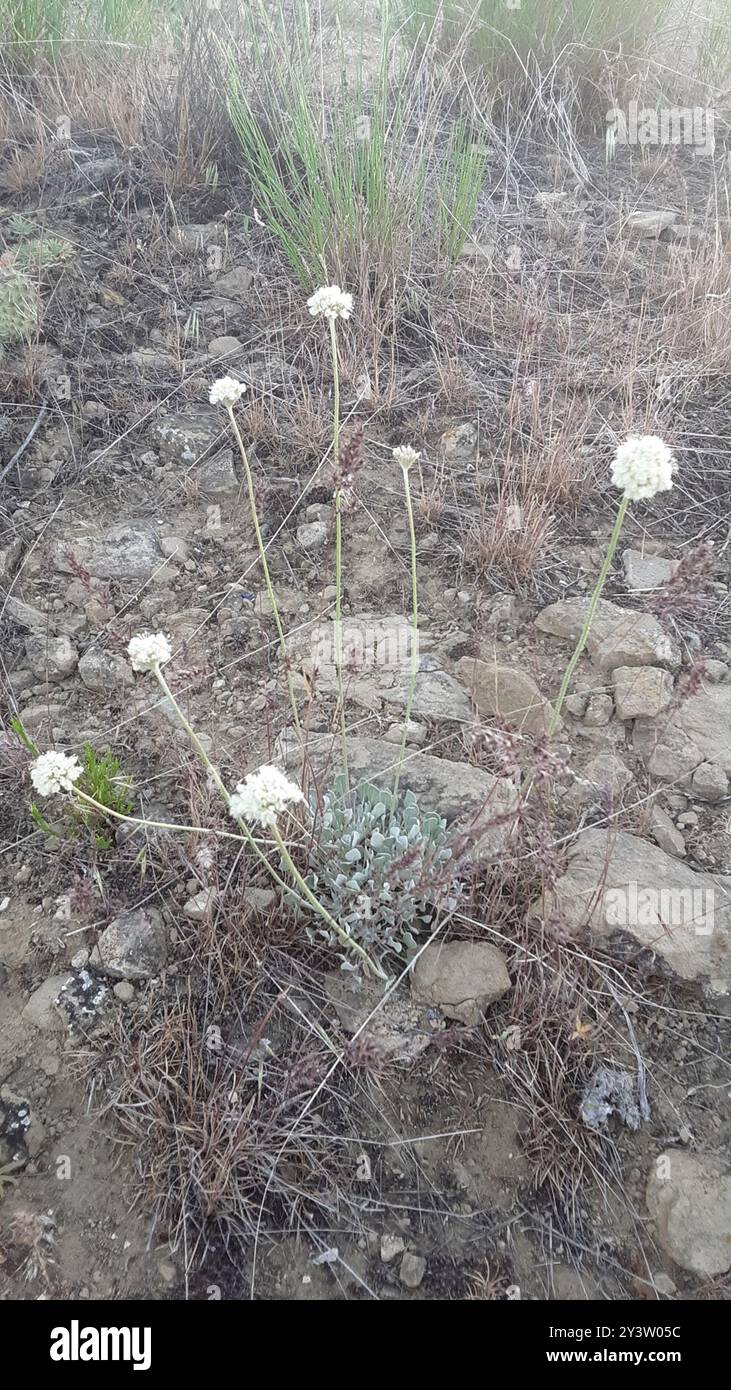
[113,982,136,1004]
[380,1234,405,1263]
[399,1252,426,1289]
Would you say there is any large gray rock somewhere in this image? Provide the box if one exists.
[646,1150,731,1276]
[24,633,78,681]
[536,597,680,672]
[634,684,731,783]
[51,523,163,580]
[539,829,731,995]
[275,732,518,858]
[411,940,511,1024]
[90,907,167,980]
[455,655,558,734]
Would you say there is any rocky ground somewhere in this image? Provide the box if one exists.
[1,126,731,1300]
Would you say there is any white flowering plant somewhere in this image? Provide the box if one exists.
[19,723,134,850]
[550,434,678,731]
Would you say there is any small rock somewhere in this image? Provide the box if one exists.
[384,720,427,747]
[380,1234,405,1263]
[624,209,677,238]
[622,549,678,592]
[153,409,221,466]
[297,520,329,550]
[411,940,511,1025]
[565,693,588,718]
[399,1252,426,1288]
[650,805,686,858]
[568,753,632,809]
[691,761,728,804]
[78,647,134,693]
[160,536,189,561]
[583,693,613,726]
[703,660,728,683]
[613,666,673,721]
[183,888,217,921]
[242,887,276,913]
[207,334,243,359]
[113,981,135,1003]
[212,266,254,298]
[21,974,73,1032]
[652,1272,677,1297]
[305,503,332,523]
[455,656,558,735]
[646,1150,731,1276]
[0,537,22,583]
[199,450,239,498]
[24,634,78,681]
[89,907,167,980]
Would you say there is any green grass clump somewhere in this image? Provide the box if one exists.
[397,0,677,98]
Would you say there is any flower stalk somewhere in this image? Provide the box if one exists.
[225,405,302,735]
[393,449,420,801]
[550,435,675,734]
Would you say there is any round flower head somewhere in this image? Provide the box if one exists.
[393,445,420,472]
[127,632,172,673]
[307,285,353,322]
[209,376,247,408]
[228,764,305,829]
[611,435,675,501]
[30,749,82,797]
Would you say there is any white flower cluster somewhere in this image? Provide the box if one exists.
[127,632,172,673]
[611,435,675,501]
[393,445,420,472]
[307,285,353,321]
[30,750,82,797]
[209,376,247,408]
[228,764,305,828]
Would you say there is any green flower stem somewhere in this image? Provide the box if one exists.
[72,788,304,909]
[271,821,384,979]
[226,405,301,735]
[393,463,418,802]
[151,666,286,881]
[329,315,349,788]
[550,495,630,735]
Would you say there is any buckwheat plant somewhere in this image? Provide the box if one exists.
[550,435,675,733]
[301,777,460,963]
[307,284,353,783]
[209,377,301,734]
[392,445,421,800]
[28,634,382,978]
